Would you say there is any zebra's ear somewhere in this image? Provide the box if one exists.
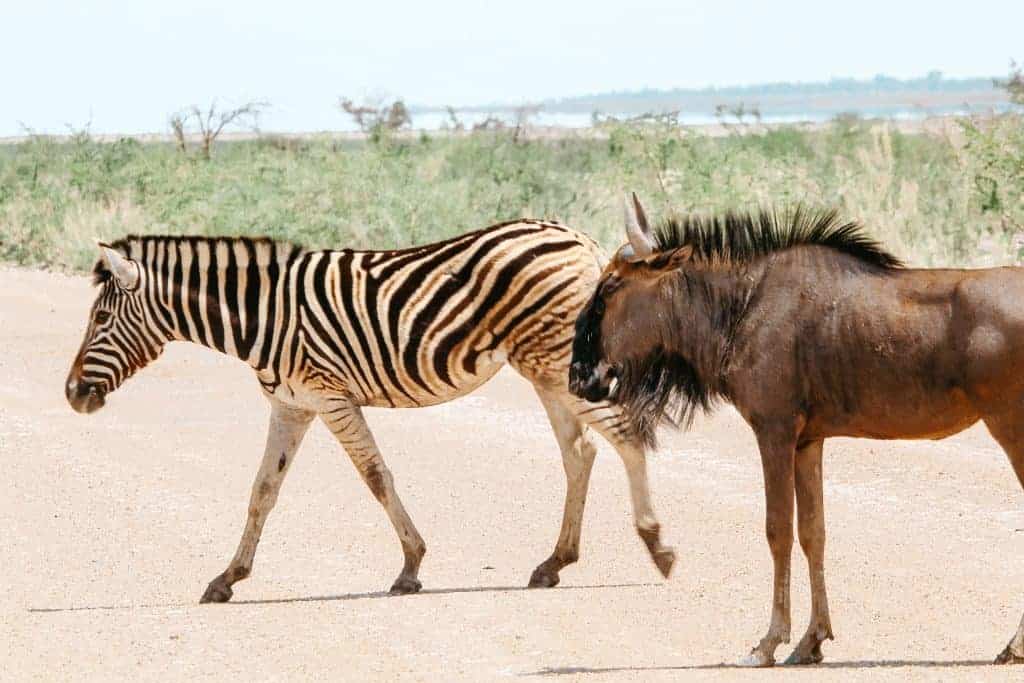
[98,243,140,290]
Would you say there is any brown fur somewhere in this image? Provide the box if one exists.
[570,200,1024,666]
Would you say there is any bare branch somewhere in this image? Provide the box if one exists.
[339,96,411,140]
[996,60,1024,105]
[169,113,187,153]
[170,99,269,159]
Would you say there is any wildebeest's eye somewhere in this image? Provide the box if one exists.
[95,310,111,325]
[598,276,621,298]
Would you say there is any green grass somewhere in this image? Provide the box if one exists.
[2,114,1023,271]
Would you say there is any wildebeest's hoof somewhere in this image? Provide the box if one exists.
[200,577,233,604]
[653,546,676,578]
[738,649,775,668]
[389,576,422,595]
[783,644,824,666]
[995,644,1024,664]
[528,567,560,588]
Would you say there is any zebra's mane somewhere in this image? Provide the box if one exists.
[90,220,567,286]
[92,235,304,286]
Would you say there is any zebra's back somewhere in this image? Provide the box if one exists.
[293,219,608,408]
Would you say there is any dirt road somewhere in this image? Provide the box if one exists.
[2,265,1024,681]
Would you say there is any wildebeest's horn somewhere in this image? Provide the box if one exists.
[624,192,654,257]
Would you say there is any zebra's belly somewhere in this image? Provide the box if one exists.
[358,353,507,408]
[285,349,509,410]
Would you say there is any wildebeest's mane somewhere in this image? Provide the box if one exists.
[652,205,903,270]
[91,234,303,286]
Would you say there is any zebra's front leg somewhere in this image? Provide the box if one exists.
[321,399,426,595]
[200,398,315,603]
[528,388,598,588]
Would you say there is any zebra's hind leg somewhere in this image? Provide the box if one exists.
[201,398,315,603]
[573,397,676,579]
[321,399,426,595]
[528,387,598,588]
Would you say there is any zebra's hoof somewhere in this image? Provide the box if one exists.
[738,650,775,668]
[528,567,560,588]
[653,547,676,578]
[200,577,233,604]
[783,645,824,666]
[389,576,422,595]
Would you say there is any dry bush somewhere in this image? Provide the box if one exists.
[339,97,411,142]
[996,60,1024,105]
[169,100,269,159]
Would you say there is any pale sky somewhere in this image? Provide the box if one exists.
[3,0,1021,135]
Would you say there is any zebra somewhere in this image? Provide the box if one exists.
[64,219,676,603]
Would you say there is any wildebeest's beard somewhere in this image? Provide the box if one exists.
[614,347,712,448]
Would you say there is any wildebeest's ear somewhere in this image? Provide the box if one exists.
[98,242,140,290]
[668,245,694,267]
[624,192,654,257]
[614,243,636,262]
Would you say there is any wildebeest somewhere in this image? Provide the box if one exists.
[569,193,1024,666]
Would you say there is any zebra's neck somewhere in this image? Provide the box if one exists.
[117,235,305,369]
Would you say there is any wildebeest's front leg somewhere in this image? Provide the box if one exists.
[321,398,427,595]
[784,439,834,665]
[741,425,797,667]
[982,412,1024,664]
[201,398,315,603]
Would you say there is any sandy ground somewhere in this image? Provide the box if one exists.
[3,264,1024,681]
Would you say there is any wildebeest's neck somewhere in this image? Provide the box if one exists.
[615,260,764,446]
[666,261,764,399]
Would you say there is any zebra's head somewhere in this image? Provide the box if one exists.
[65,242,166,414]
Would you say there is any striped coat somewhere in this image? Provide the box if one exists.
[66,219,674,602]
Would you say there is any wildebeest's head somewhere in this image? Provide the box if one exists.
[65,243,166,413]
[569,193,694,404]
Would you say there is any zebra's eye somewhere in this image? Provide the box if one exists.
[95,310,111,325]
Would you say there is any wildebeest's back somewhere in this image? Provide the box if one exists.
[733,252,1024,440]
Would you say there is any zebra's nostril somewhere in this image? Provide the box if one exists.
[66,378,107,413]
[67,378,96,399]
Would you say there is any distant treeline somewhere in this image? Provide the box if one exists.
[421,73,1011,118]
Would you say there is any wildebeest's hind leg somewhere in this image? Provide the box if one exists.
[741,425,797,667]
[982,411,1024,664]
[784,439,834,665]
[527,388,599,587]
[321,399,427,595]
[201,398,316,603]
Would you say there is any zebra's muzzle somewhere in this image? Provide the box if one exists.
[66,378,107,414]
